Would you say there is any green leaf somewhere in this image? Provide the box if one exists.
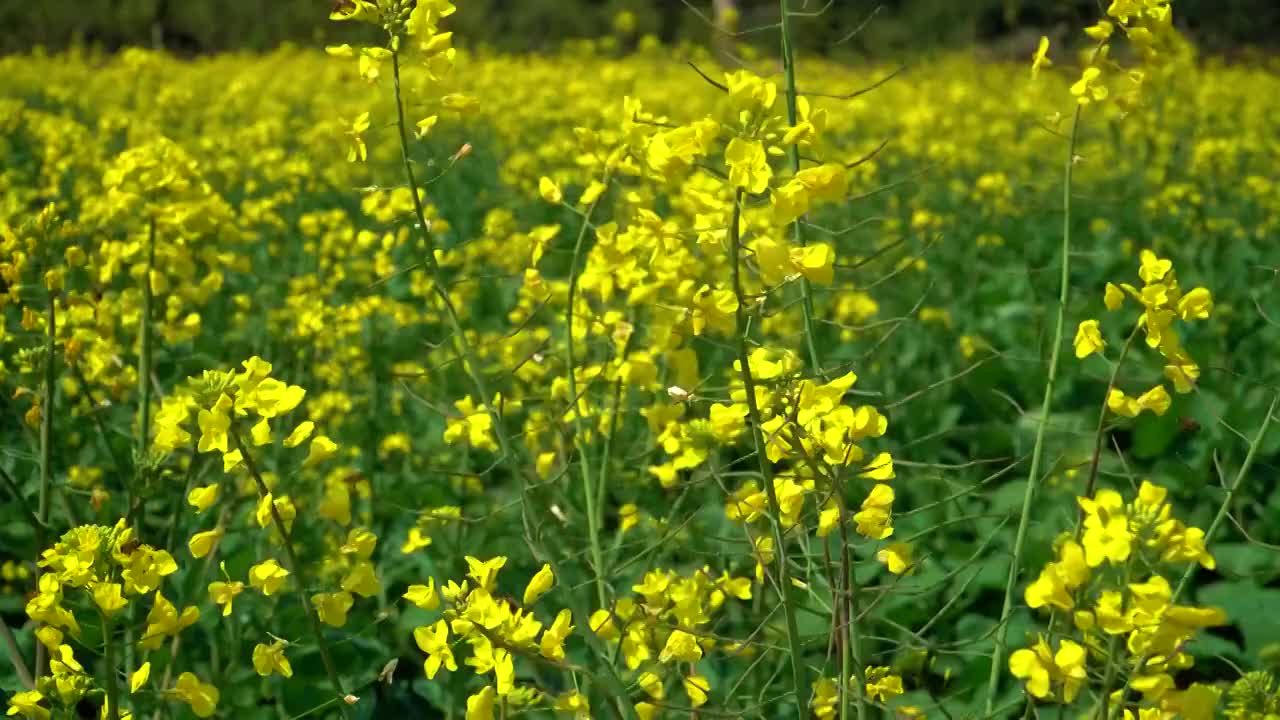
[1199,581,1280,658]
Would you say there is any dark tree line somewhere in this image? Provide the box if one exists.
[1,0,1276,56]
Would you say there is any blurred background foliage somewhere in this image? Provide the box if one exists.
[2,0,1278,56]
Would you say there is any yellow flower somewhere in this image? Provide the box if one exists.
[540,609,573,661]
[1138,249,1173,284]
[1031,36,1053,77]
[1079,490,1132,566]
[465,556,507,591]
[187,529,223,559]
[1009,637,1086,702]
[466,685,495,720]
[415,115,439,138]
[170,673,219,718]
[404,580,440,610]
[283,421,314,448]
[859,452,895,481]
[1071,67,1108,104]
[414,620,457,678]
[6,690,49,720]
[345,112,371,163]
[522,563,555,605]
[252,640,293,678]
[341,561,381,598]
[141,593,200,650]
[329,0,378,22]
[724,137,771,194]
[248,559,289,596]
[538,177,562,204]
[684,675,710,707]
[91,582,127,616]
[196,394,232,453]
[1074,319,1106,358]
[255,493,296,531]
[579,180,607,206]
[853,483,894,540]
[1104,282,1125,310]
[130,662,151,693]
[313,591,354,627]
[865,666,905,702]
[877,543,914,575]
[658,629,702,664]
[1084,20,1114,41]
[187,484,219,513]
[790,243,835,285]
[1108,385,1171,418]
[250,417,271,446]
[1176,287,1213,320]
[619,504,640,533]
[304,436,339,467]
[209,574,244,617]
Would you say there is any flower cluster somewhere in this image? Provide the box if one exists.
[588,566,754,716]
[1014,481,1225,712]
[405,556,580,718]
[812,666,908,718]
[17,521,216,719]
[1074,249,1213,417]
[1034,0,1184,113]
[153,356,337,471]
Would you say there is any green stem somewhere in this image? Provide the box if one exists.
[984,104,1083,716]
[564,180,610,610]
[1080,322,1142,503]
[0,621,33,690]
[778,0,822,375]
[232,430,351,718]
[833,480,868,720]
[1094,559,1133,719]
[727,188,809,719]
[390,52,440,274]
[138,217,156,455]
[34,287,57,681]
[102,612,120,720]
[0,463,43,532]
